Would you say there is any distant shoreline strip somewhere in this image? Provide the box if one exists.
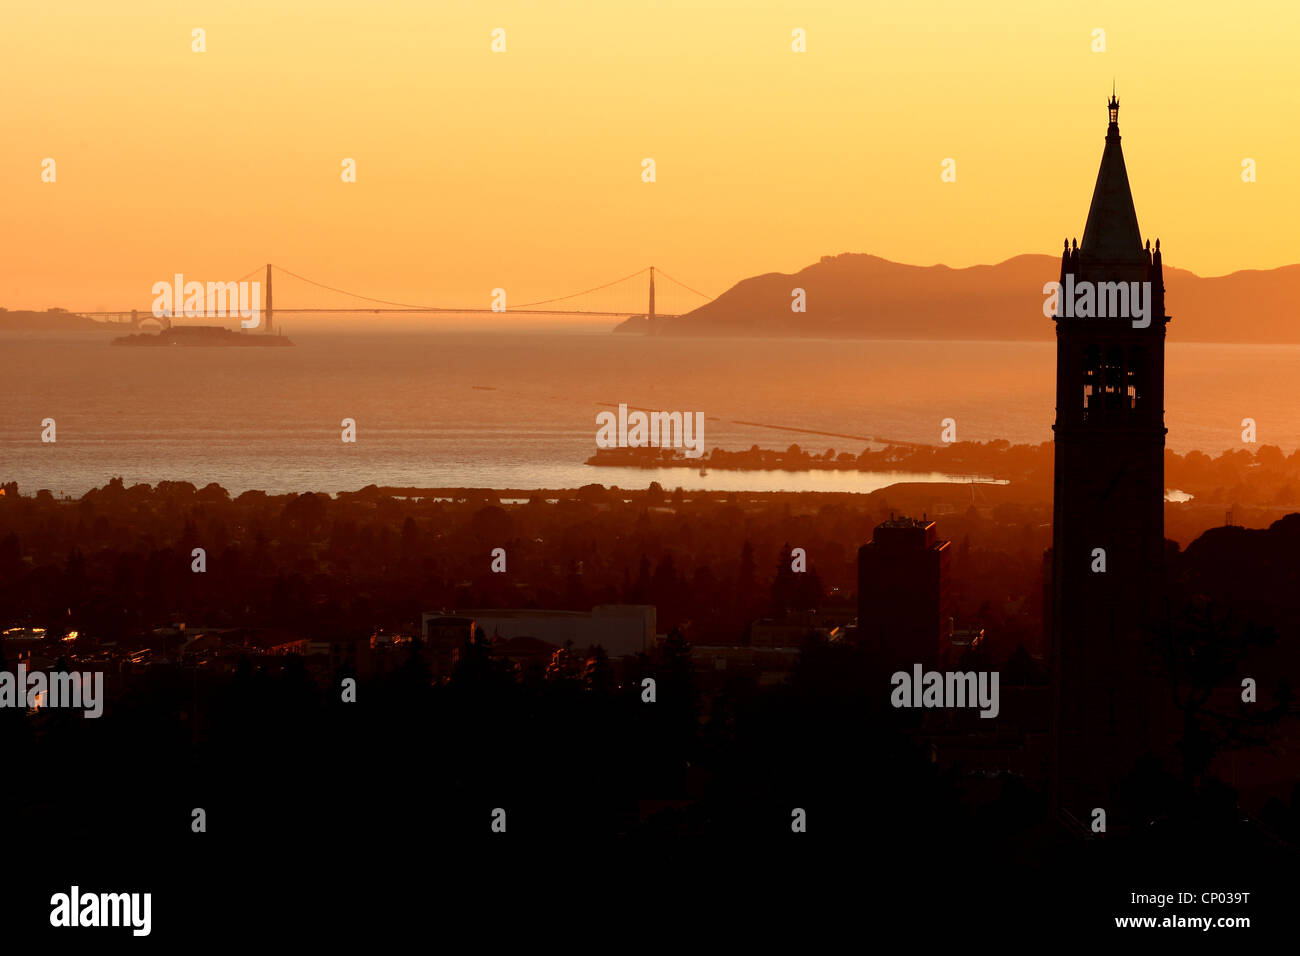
[593,402,933,447]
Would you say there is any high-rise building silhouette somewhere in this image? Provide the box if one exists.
[858,516,950,670]
[1048,94,1171,825]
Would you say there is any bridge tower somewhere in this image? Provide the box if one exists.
[265,263,274,334]
[648,266,655,323]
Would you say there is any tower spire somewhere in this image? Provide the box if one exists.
[1081,91,1143,261]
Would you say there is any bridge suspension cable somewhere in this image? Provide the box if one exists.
[268,262,714,313]
[512,267,651,309]
[70,263,716,317]
[653,267,712,301]
[271,264,444,311]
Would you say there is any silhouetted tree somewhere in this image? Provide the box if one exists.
[583,645,615,696]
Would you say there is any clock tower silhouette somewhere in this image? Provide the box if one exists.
[1048,93,1172,826]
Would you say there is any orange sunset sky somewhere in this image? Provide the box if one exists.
[2,0,1298,313]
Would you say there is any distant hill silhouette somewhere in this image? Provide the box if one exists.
[642,253,1300,343]
[0,308,113,331]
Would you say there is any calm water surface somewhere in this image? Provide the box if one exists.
[1,327,1292,495]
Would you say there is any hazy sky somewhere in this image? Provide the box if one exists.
[3,0,1297,313]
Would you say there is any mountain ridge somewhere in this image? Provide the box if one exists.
[633,253,1300,342]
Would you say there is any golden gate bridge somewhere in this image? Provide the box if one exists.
[62,265,969,453]
[76,263,713,331]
